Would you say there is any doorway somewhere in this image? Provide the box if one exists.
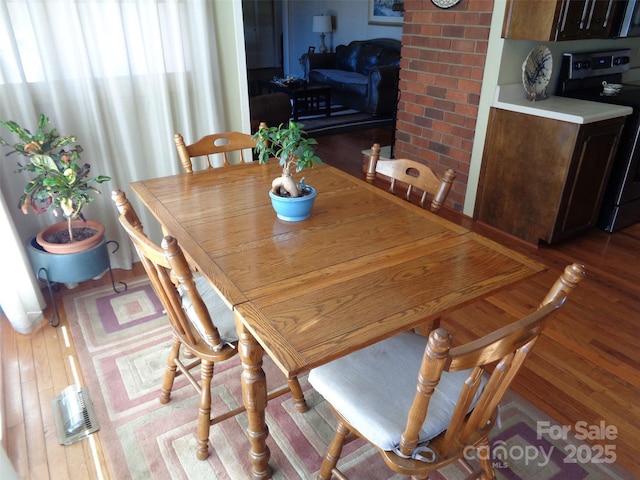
[242,0,284,96]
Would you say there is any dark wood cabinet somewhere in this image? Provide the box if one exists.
[474,108,625,245]
[503,0,623,41]
[582,0,621,38]
[559,0,590,39]
[558,0,621,40]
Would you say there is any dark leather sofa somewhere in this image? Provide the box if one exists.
[299,38,401,116]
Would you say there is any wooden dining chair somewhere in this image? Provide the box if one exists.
[365,143,456,213]
[111,189,307,461]
[309,263,586,480]
[174,130,257,173]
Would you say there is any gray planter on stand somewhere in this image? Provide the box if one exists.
[26,236,127,326]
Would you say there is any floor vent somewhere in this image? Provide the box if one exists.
[52,385,100,445]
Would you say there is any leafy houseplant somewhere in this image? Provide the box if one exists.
[0,114,110,248]
[253,121,322,198]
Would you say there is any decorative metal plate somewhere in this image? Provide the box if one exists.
[431,0,462,8]
[523,45,553,101]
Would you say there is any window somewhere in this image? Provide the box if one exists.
[0,1,190,85]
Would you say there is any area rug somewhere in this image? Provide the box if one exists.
[298,109,393,137]
[64,277,633,479]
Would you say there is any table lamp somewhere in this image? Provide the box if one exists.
[312,15,332,53]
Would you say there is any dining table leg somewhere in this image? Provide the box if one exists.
[235,314,272,479]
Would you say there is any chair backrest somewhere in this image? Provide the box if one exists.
[174,131,257,173]
[365,143,456,213]
[396,263,586,461]
[111,189,231,355]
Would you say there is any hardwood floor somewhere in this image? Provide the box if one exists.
[314,125,395,179]
[2,126,639,478]
[1,265,146,480]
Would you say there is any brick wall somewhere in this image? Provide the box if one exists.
[395,0,493,211]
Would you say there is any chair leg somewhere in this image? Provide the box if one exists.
[477,437,496,480]
[287,377,309,412]
[160,337,181,404]
[196,360,214,460]
[318,420,350,480]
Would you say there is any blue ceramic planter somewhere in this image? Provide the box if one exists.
[269,186,317,221]
[25,235,127,327]
[26,236,110,283]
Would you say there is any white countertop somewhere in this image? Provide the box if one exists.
[493,84,633,124]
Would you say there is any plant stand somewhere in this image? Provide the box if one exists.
[26,236,127,327]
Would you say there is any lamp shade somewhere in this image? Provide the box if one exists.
[312,15,332,33]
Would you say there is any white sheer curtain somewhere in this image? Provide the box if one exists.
[0,0,246,332]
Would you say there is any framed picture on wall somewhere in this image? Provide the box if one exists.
[368,0,404,26]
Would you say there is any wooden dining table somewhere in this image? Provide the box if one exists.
[130,160,545,479]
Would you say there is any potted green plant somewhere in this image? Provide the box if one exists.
[0,114,111,253]
[253,121,322,221]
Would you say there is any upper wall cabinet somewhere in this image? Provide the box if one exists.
[503,0,625,41]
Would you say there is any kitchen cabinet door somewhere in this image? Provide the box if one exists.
[584,0,621,38]
[557,0,590,40]
[558,0,621,40]
[503,0,561,40]
[475,108,625,245]
[504,0,620,41]
[553,120,623,241]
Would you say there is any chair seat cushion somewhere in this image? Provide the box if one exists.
[179,273,238,348]
[308,332,486,453]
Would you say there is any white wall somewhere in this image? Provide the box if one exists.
[215,0,251,133]
[282,0,402,78]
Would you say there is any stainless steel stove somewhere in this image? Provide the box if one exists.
[558,49,640,232]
